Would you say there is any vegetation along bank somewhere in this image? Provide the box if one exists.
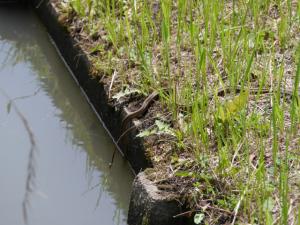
[37,0,300,224]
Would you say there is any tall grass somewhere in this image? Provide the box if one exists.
[59,0,300,223]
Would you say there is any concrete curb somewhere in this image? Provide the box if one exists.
[128,172,185,225]
[29,1,189,224]
[31,0,151,173]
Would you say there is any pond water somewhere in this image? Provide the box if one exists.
[0,6,133,225]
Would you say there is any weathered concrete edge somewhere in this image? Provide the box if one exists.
[30,1,188,224]
[31,0,151,173]
[128,171,187,225]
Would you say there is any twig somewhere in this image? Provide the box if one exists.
[109,125,135,168]
[231,186,247,225]
[173,205,234,219]
[35,0,46,8]
[108,70,118,99]
[206,205,234,216]
[173,210,194,218]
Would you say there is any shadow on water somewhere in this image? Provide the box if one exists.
[0,6,133,225]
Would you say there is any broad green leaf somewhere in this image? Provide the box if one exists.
[89,45,103,54]
[136,128,156,138]
[218,106,226,122]
[225,91,248,116]
[175,170,193,177]
[112,88,141,101]
[263,197,275,212]
[155,120,169,131]
[155,120,176,136]
[194,213,205,224]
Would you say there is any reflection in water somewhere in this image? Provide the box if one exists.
[0,7,133,225]
[0,88,38,225]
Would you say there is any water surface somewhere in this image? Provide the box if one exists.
[0,7,133,225]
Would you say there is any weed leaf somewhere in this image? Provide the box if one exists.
[194,213,205,224]
[155,120,175,136]
[136,128,156,138]
[112,88,141,101]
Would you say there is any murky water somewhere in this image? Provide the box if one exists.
[0,7,133,225]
